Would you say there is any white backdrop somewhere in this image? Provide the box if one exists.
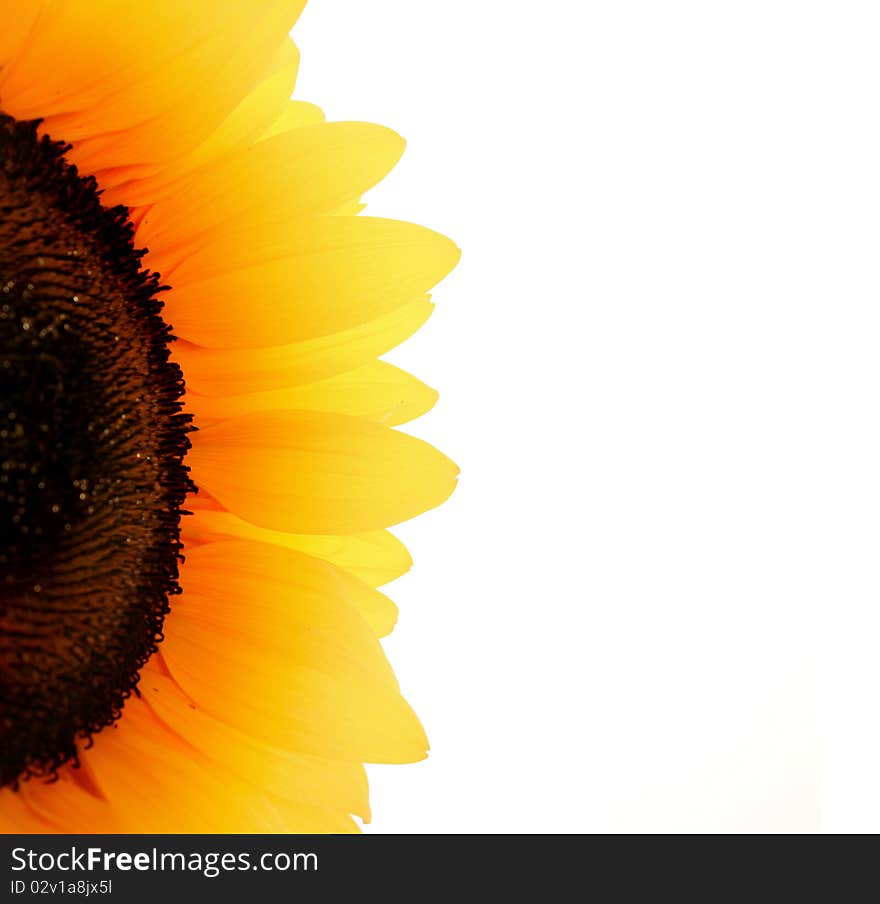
[294,0,880,833]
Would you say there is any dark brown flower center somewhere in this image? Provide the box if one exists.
[0,115,193,787]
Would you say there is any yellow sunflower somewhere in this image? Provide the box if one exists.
[0,0,458,833]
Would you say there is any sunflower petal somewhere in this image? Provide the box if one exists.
[0,0,43,74]
[182,509,411,596]
[163,217,457,348]
[141,671,370,819]
[173,298,435,397]
[100,39,302,208]
[187,410,459,534]
[139,124,406,270]
[161,541,429,763]
[187,360,438,427]
[261,100,327,138]
[3,1,304,179]
[0,787,56,834]
[84,697,288,833]
[272,797,361,833]
[15,767,121,833]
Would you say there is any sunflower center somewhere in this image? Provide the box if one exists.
[0,115,193,787]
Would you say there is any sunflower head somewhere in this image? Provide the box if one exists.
[0,0,457,833]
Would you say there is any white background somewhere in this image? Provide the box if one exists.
[294,0,880,833]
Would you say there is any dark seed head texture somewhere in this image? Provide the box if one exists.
[0,115,193,787]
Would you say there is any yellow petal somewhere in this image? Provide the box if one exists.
[165,218,457,348]
[0,0,43,74]
[187,360,438,427]
[162,540,428,762]
[100,39,301,208]
[331,199,368,216]
[15,766,121,833]
[3,1,304,176]
[188,410,459,534]
[139,123,405,271]
[84,697,288,833]
[272,797,361,833]
[141,671,370,819]
[174,297,434,396]
[0,786,56,834]
[183,509,411,596]
[261,100,327,139]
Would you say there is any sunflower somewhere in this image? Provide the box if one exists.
[0,0,458,833]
